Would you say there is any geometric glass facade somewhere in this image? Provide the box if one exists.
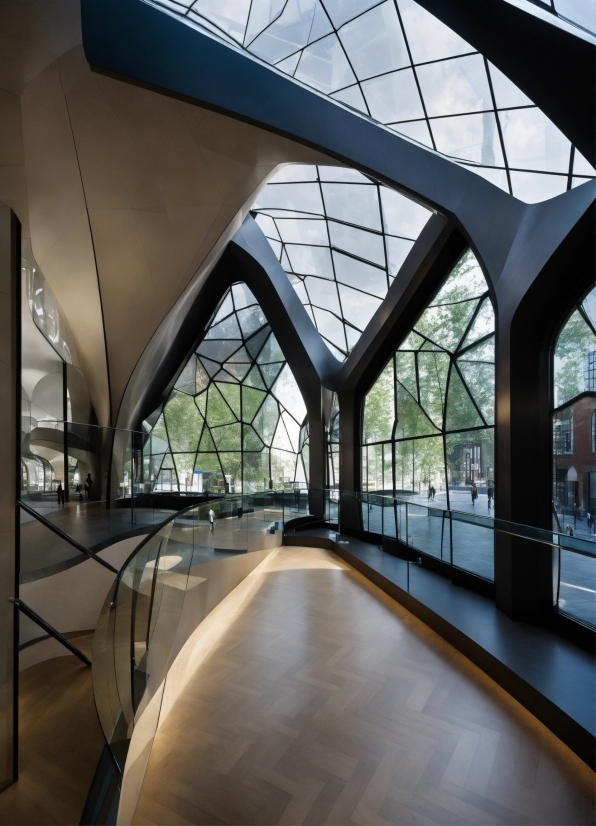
[145,283,309,493]
[362,248,495,510]
[252,164,432,359]
[327,392,340,488]
[147,0,595,202]
[552,285,596,539]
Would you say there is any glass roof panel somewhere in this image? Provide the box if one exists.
[431,112,505,167]
[321,182,382,230]
[339,2,410,80]
[362,68,425,122]
[498,108,571,173]
[554,0,596,33]
[252,163,432,360]
[147,0,594,200]
[330,84,369,113]
[294,33,356,93]
[415,54,492,118]
[397,0,473,61]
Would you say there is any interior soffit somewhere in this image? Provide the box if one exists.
[19,44,334,424]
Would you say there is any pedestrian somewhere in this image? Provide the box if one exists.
[471,484,478,505]
[586,512,591,533]
[209,507,215,532]
[487,481,494,510]
[428,486,432,501]
[56,480,64,506]
[85,473,93,500]
[75,482,83,502]
[431,485,436,500]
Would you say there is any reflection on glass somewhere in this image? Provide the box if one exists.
[144,0,594,200]
[552,285,596,552]
[145,283,309,494]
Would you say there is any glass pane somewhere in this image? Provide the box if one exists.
[558,549,596,628]
[431,112,505,167]
[363,361,394,443]
[408,502,448,561]
[253,182,324,214]
[416,55,492,118]
[499,109,572,173]
[339,2,409,80]
[275,218,328,244]
[380,187,431,238]
[294,34,356,94]
[286,244,334,277]
[398,0,474,63]
[328,221,385,266]
[333,252,388,297]
[446,429,495,513]
[248,0,316,62]
[451,517,494,580]
[362,68,425,123]
[321,183,382,231]
[337,284,382,330]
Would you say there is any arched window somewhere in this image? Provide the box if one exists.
[145,283,308,494]
[552,287,596,532]
[362,248,494,503]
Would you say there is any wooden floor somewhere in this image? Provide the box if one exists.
[134,547,595,826]
[0,634,105,825]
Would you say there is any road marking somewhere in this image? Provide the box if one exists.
[560,582,596,594]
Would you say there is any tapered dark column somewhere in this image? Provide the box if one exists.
[0,202,19,789]
[494,202,596,621]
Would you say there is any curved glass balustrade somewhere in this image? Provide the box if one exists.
[92,485,593,819]
[93,492,282,775]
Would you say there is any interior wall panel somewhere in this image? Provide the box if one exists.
[0,90,29,241]
[20,59,110,424]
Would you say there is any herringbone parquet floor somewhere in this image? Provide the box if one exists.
[134,547,595,825]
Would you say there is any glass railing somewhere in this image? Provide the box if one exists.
[281,488,596,630]
[20,421,228,576]
[90,486,593,819]
[93,491,282,785]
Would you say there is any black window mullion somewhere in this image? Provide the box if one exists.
[392,0,437,151]
[484,57,513,195]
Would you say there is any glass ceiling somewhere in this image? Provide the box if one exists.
[520,0,596,35]
[251,163,432,360]
[145,0,595,203]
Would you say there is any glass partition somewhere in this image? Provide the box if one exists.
[282,487,594,629]
[93,493,283,776]
[19,421,186,577]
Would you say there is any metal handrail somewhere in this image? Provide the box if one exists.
[332,490,596,558]
[19,500,119,573]
[113,497,226,587]
[11,598,91,666]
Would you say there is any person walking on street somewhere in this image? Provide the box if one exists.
[209,508,215,532]
[471,484,478,506]
[487,481,494,510]
[56,480,64,506]
[85,473,93,500]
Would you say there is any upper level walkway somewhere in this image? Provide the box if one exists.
[132,545,594,826]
